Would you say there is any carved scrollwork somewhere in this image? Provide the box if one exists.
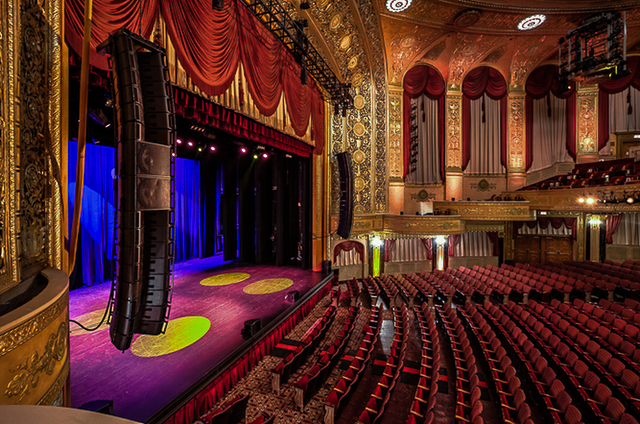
[446,96,462,169]
[4,322,67,402]
[509,97,525,171]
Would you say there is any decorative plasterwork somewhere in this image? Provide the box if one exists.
[577,90,598,155]
[446,93,462,170]
[432,201,534,221]
[448,33,501,86]
[388,88,403,179]
[509,36,556,88]
[508,95,525,172]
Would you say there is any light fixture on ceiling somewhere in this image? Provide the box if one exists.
[517,14,546,31]
[385,0,412,13]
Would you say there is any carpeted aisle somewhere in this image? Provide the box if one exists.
[69,256,325,422]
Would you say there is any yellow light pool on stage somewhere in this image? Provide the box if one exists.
[131,316,211,358]
[243,278,294,295]
[70,308,108,335]
[200,272,250,286]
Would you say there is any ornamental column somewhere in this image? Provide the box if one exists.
[388,86,405,214]
[507,88,527,191]
[576,82,599,163]
[445,88,463,201]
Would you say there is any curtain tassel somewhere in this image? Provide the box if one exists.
[546,93,552,117]
[481,96,486,123]
[628,88,633,115]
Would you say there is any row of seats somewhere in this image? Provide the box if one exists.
[437,304,484,424]
[461,302,534,424]
[323,305,381,424]
[598,298,640,324]
[370,275,401,307]
[565,260,640,286]
[362,277,382,305]
[502,300,639,423]
[521,159,639,190]
[271,306,336,395]
[406,303,440,424]
[387,273,420,308]
[355,304,409,424]
[294,306,359,411]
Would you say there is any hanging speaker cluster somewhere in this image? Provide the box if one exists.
[336,152,354,239]
[98,29,175,351]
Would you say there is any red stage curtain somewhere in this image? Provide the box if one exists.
[66,0,326,155]
[525,65,577,166]
[160,0,240,97]
[383,239,396,262]
[606,214,623,243]
[487,232,500,256]
[333,241,364,262]
[403,65,446,178]
[65,0,160,70]
[598,56,640,151]
[421,238,433,260]
[462,67,508,171]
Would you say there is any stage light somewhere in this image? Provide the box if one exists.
[210,145,216,152]
[187,140,194,147]
[435,235,446,246]
[172,152,176,157]
[589,217,602,226]
[371,237,383,247]
[578,197,585,203]
[240,146,248,154]
[262,152,269,159]
[253,153,258,159]
[627,194,635,204]
[176,139,183,145]
[198,146,203,152]
[586,197,595,205]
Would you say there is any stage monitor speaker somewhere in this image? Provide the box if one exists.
[336,152,354,239]
[101,29,175,351]
[285,290,300,302]
[242,318,262,337]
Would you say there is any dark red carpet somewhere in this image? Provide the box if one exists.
[69,256,325,422]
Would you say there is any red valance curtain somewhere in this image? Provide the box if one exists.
[605,214,623,243]
[525,65,577,165]
[333,241,364,262]
[65,0,160,71]
[173,88,313,157]
[403,65,446,178]
[514,217,577,239]
[65,0,325,154]
[598,56,640,151]
[462,67,507,171]
[420,238,433,260]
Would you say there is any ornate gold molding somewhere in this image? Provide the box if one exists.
[432,201,533,221]
[388,89,403,179]
[577,90,598,155]
[446,93,462,171]
[508,95,525,172]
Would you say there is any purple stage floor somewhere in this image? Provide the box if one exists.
[69,256,326,422]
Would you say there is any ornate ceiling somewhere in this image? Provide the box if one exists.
[300,0,640,89]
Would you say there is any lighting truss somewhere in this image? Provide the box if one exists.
[240,0,353,111]
[558,11,628,84]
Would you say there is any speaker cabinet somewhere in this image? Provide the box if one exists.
[242,319,262,337]
[336,152,354,239]
[101,29,175,351]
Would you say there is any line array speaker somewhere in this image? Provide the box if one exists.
[100,29,175,351]
[336,152,354,239]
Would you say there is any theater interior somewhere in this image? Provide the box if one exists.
[2,1,640,424]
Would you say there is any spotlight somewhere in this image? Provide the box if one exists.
[262,152,269,159]
[210,145,216,152]
[586,197,595,205]
[627,194,635,204]
[240,146,248,154]
[198,146,203,152]
[253,153,259,159]
[172,152,176,157]
[435,235,446,246]
[371,237,383,247]
[176,139,183,145]
[578,198,585,203]
[187,140,194,147]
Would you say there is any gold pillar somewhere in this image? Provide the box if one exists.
[576,212,587,262]
[588,215,602,263]
[576,83,599,163]
[388,87,404,214]
[445,90,463,201]
[507,90,526,191]
[312,149,326,272]
[504,221,514,262]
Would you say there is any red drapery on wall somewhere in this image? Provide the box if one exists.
[333,241,364,262]
[525,65,577,166]
[462,67,508,171]
[487,232,500,256]
[420,238,433,260]
[606,214,622,243]
[383,239,396,262]
[402,65,446,179]
[448,234,459,257]
[598,56,640,152]
[65,0,325,154]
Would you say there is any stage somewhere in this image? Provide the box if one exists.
[69,256,327,422]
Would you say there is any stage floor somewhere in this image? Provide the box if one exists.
[68,256,326,422]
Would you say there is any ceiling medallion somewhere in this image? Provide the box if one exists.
[454,9,482,29]
[517,14,546,31]
[385,0,412,13]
